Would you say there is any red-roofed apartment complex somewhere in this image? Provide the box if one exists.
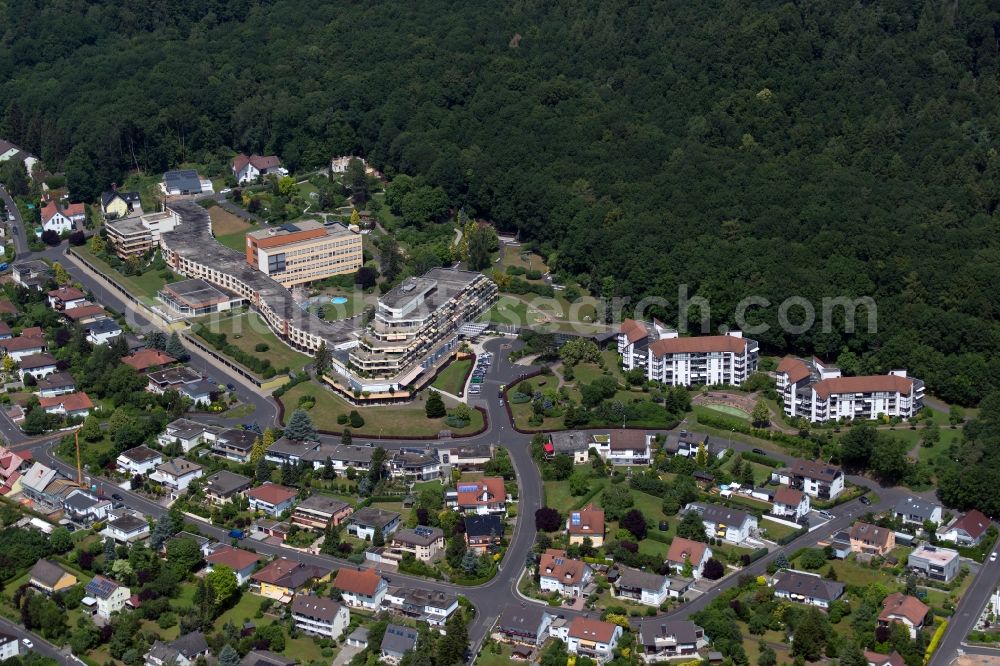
[617,320,758,387]
[449,476,506,515]
[776,356,924,423]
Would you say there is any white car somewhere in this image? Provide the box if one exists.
[991,552,997,563]
[21,638,33,649]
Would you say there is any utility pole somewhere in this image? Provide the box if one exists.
[75,428,83,486]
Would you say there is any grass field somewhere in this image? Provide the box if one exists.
[195,311,311,372]
[543,477,608,509]
[309,288,368,321]
[210,205,259,252]
[704,404,751,420]
[74,245,177,301]
[279,381,485,437]
[432,358,472,395]
[759,517,800,541]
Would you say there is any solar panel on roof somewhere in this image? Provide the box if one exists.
[571,513,580,525]
[281,223,299,233]
[458,484,479,492]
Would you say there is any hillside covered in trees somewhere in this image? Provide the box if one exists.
[2,0,1000,403]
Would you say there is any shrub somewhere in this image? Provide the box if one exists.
[254,343,270,352]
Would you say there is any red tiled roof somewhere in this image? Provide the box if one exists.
[567,504,604,537]
[246,483,297,505]
[48,286,86,301]
[620,319,648,344]
[865,651,905,666]
[233,153,281,172]
[21,327,44,339]
[879,592,929,627]
[1,336,45,352]
[666,537,708,566]
[649,335,749,356]
[456,477,505,507]
[813,375,914,400]
[568,617,618,644]
[0,300,19,315]
[63,304,106,321]
[63,203,85,218]
[777,356,811,384]
[40,201,59,223]
[206,546,261,571]
[774,486,804,507]
[333,567,382,596]
[950,509,990,540]
[122,349,176,371]
[38,392,93,413]
[538,549,588,585]
[849,522,893,548]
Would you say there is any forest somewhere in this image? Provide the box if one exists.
[2,0,1000,403]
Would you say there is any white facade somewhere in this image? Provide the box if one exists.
[116,450,163,476]
[0,635,19,661]
[618,323,759,387]
[291,599,350,640]
[43,211,74,234]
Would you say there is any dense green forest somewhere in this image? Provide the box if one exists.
[2,0,1000,403]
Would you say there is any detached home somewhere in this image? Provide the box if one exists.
[29,559,77,595]
[382,587,458,627]
[291,495,352,530]
[85,575,130,619]
[117,446,163,476]
[145,632,209,666]
[291,594,349,640]
[849,522,895,557]
[47,286,87,310]
[19,353,58,380]
[38,391,93,419]
[538,549,592,598]
[566,617,622,662]
[613,566,669,607]
[346,507,400,541]
[205,546,261,585]
[449,476,507,515]
[465,514,503,554]
[567,503,605,547]
[389,526,445,561]
[495,605,552,646]
[332,567,387,610]
[151,458,203,494]
[232,154,283,184]
[894,497,943,527]
[636,619,706,661]
[203,470,252,504]
[246,483,298,517]
[684,503,758,544]
[771,459,844,500]
[772,486,810,521]
[941,510,991,546]
[251,557,330,602]
[771,569,844,608]
[597,430,652,465]
[665,537,712,579]
[103,513,150,543]
[879,593,929,638]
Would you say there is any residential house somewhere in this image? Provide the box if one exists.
[666,537,712,579]
[291,594,350,640]
[144,632,209,666]
[894,497,944,527]
[333,567,387,610]
[232,154,283,184]
[211,428,258,462]
[545,431,593,464]
[156,418,217,452]
[19,462,58,506]
[0,633,19,661]
[389,449,441,481]
[437,443,494,471]
[381,587,458,627]
[566,617,623,662]
[203,470,252,504]
[47,286,87,310]
[150,458,203,495]
[291,495,352,530]
[18,353,58,380]
[36,372,76,398]
[85,575,131,619]
[613,566,670,607]
[380,624,418,664]
[204,546,262,585]
[246,483,298,517]
[771,570,845,608]
[117,446,164,476]
[866,652,906,666]
[941,510,991,547]
[62,489,111,524]
[346,507,401,541]
[101,190,142,219]
[1,335,46,362]
[251,557,330,602]
[103,513,150,543]
[29,559,77,595]
[464,515,503,554]
[0,447,23,496]
[241,651,296,666]
[122,349,176,373]
[538,549,592,598]
[146,366,215,405]
[849,522,896,557]
[567,503,605,547]
[84,318,123,345]
[879,592,929,638]
[908,545,960,582]
[684,503,758,544]
[38,391,93,419]
[388,527,445,561]
[635,619,707,661]
[596,430,652,465]
[11,260,51,291]
[772,486,810,521]
[495,605,553,646]
[771,459,845,500]
[39,201,75,234]
[449,476,507,515]
[163,170,206,196]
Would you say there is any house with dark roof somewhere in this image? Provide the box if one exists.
[232,154,283,184]
[211,427,258,462]
[29,559,76,594]
[62,488,110,524]
[332,567,387,609]
[163,169,205,196]
[684,502,758,544]
[11,260,51,292]
[894,496,943,527]
[150,458,203,495]
[291,594,349,639]
[1,334,46,362]
[771,569,844,608]
[156,418,219,452]
[144,631,209,666]
[545,431,593,464]
[251,557,331,602]
[381,587,458,627]
[389,449,441,481]
[241,651,295,666]
[85,575,130,618]
[941,510,991,546]
[18,352,58,381]
[380,624,418,664]
[292,495,353,530]
[103,513,150,543]
[771,458,845,500]
[613,566,670,606]
[635,619,706,660]
[772,486,810,520]
[36,372,76,398]
[101,190,142,219]
[203,470,252,504]
[494,605,553,646]
[117,445,163,476]
[388,526,444,561]
[0,631,19,661]
[596,430,651,465]
[346,506,401,540]
[849,522,896,557]
[464,514,503,554]
[879,592,929,638]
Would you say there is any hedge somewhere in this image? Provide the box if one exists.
[741,451,784,468]
[570,482,606,511]
[925,619,948,663]
[195,325,278,378]
[778,527,809,545]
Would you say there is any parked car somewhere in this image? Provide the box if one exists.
[21,639,32,649]
[751,448,765,455]
[859,496,871,506]
[111,493,123,501]
[229,529,247,539]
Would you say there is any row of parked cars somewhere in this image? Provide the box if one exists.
[466,353,493,396]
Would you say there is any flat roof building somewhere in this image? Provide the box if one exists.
[246,220,362,288]
[158,278,245,317]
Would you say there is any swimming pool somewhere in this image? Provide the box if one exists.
[330,296,348,305]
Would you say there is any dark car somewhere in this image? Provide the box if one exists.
[752,448,765,455]
[111,493,124,501]
[859,496,871,506]
[226,383,235,391]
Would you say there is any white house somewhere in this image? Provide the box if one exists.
[665,537,712,579]
[537,549,592,598]
[772,570,845,609]
[595,430,652,465]
[291,594,350,640]
[47,286,88,310]
[232,154,283,184]
[566,617,623,662]
[333,568,387,610]
[39,201,75,234]
[85,575,131,619]
[117,446,164,476]
[894,497,943,527]
[613,566,669,607]
[150,458,203,495]
[684,503,758,544]
[940,510,991,546]
[103,513,150,543]
[772,486,810,520]
[38,391,93,419]
[381,588,458,628]
[157,418,220,453]
[85,318,123,346]
[204,546,261,585]
[18,353,58,380]
[770,459,845,500]
[0,633,20,661]
[245,483,298,517]
[145,632,210,666]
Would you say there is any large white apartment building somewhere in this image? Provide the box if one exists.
[776,356,924,423]
[618,320,758,387]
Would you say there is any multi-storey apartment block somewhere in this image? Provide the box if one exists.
[245,220,362,288]
[618,320,758,387]
[105,210,180,259]
[776,356,924,423]
[345,269,497,390]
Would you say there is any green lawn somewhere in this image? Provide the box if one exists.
[818,557,894,587]
[638,538,670,557]
[759,517,800,541]
[214,591,268,630]
[475,643,516,666]
[432,358,472,395]
[195,311,312,373]
[74,245,177,302]
[543,477,608,510]
[704,404,751,420]
[279,381,485,436]
[216,231,249,252]
[486,296,529,325]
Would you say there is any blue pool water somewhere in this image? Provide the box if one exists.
[330,296,348,305]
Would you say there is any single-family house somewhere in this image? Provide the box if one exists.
[36,372,77,398]
[346,506,401,541]
[1,335,46,362]
[388,526,445,561]
[85,575,131,619]
[19,353,58,380]
[908,544,960,582]
[144,632,209,666]
[103,513,150,543]
[684,503,758,544]
[39,201,75,234]
[771,569,844,608]
[566,617,623,662]
[866,651,906,666]
[449,476,507,515]
[879,592,929,638]
[894,497,944,527]
[545,431,593,464]
[849,522,896,557]
[380,624,418,664]
[771,459,844,500]
[538,549,592,598]
[381,587,458,627]
[156,417,218,452]
[85,318,124,345]
[232,154,283,184]
[495,605,552,646]
[333,567,387,610]
[123,349,176,373]
[291,495,352,530]
[666,537,712,579]
[203,470,252,504]
[150,458,203,494]
[291,594,350,640]
[389,449,441,481]
[437,443,494,471]
[635,619,706,661]
[11,261,51,291]
[941,510,991,546]
[567,503,606,547]
[117,446,164,476]
[613,566,670,607]
[101,191,142,219]
[251,557,331,602]
[211,428,258,462]
[246,483,298,517]
[597,430,652,465]
[62,489,111,524]
[38,391,93,419]
[772,486,810,520]
[205,546,262,585]
[61,303,108,325]
[47,286,87,311]
[465,514,503,554]
[29,559,77,595]
[163,170,206,196]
